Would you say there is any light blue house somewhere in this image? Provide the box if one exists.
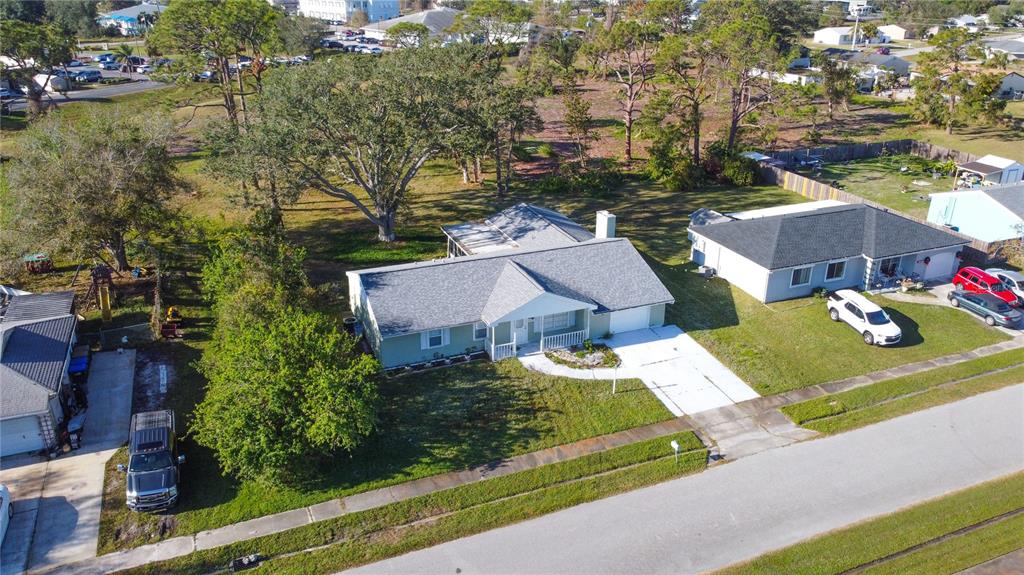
[689,203,968,303]
[928,185,1024,242]
[95,2,166,36]
[347,204,674,369]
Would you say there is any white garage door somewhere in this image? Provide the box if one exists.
[609,307,650,334]
[923,251,956,280]
[1,416,45,457]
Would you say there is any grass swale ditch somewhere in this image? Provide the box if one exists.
[117,432,706,575]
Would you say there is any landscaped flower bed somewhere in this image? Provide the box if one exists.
[545,340,620,369]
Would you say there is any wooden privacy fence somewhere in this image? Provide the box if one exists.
[767,139,981,167]
[757,164,997,262]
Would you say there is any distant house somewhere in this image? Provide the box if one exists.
[956,155,1024,186]
[814,26,856,45]
[360,7,461,43]
[848,52,911,76]
[949,15,980,32]
[95,2,166,36]
[0,291,77,457]
[347,204,674,368]
[995,72,1024,100]
[878,24,913,40]
[985,37,1024,61]
[688,203,968,303]
[298,0,399,24]
[928,184,1024,242]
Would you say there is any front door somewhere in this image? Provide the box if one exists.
[513,318,529,347]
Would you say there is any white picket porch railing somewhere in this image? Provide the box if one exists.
[489,333,517,361]
[540,329,587,352]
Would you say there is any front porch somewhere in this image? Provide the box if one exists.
[485,309,592,361]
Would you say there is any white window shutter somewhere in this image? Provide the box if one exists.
[420,332,428,350]
[442,328,450,346]
[567,312,575,327]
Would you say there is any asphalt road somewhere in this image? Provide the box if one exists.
[6,75,167,112]
[345,384,1024,575]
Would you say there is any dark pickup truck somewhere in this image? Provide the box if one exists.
[117,410,184,512]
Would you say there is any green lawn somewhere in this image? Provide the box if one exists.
[99,360,673,552]
[120,432,707,575]
[659,265,1010,395]
[714,472,1024,575]
[782,348,1024,433]
[802,153,955,219]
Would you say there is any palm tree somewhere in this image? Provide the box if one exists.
[114,44,135,80]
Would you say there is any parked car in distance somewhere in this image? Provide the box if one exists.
[985,268,1024,303]
[0,484,12,548]
[117,410,184,512]
[367,47,383,55]
[952,267,1019,306]
[948,290,1022,327]
[827,289,903,345]
[64,59,83,67]
[0,88,22,101]
[100,61,120,71]
[136,64,154,74]
[74,70,102,82]
[194,70,217,82]
[95,53,115,63]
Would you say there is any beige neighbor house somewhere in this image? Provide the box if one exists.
[877,24,914,41]
[347,204,674,369]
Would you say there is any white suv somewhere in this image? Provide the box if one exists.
[985,268,1024,304]
[826,289,902,346]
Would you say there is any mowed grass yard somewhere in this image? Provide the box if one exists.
[804,153,955,219]
[99,360,673,552]
[715,471,1024,575]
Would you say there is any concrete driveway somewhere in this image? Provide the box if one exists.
[603,326,760,416]
[0,350,134,575]
[925,283,1023,338]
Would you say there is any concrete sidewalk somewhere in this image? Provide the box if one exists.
[40,416,697,575]
[346,384,1024,575]
[37,338,1024,574]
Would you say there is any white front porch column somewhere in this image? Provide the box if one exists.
[585,309,590,339]
[539,314,545,352]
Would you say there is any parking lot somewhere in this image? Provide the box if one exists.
[0,351,134,575]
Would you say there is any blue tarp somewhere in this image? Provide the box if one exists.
[68,355,89,374]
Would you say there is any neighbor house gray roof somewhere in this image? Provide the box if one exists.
[690,204,968,270]
[984,185,1024,219]
[361,7,461,36]
[1,315,76,419]
[2,291,74,323]
[985,39,1024,56]
[849,53,908,68]
[351,238,673,337]
[442,203,594,255]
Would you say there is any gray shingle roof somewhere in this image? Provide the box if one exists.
[443,203,594,255]
[361,7,461,36]
[2,291,74,323]
[690,204,968,270]
[985,185,1024,219]
[352,238,674,338]
[1,315,76,418]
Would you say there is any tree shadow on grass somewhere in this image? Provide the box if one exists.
[297,361,545,493]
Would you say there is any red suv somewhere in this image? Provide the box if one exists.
[952,267,1019,306]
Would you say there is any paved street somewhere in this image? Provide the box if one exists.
[6,79,167,112]
[346,384,1024,575]
[0,351,135,575]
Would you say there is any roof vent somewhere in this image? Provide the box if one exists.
[596,210,616,239]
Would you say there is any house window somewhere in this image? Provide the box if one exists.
[879,257,900,277]
[543,312,574,331]
[421,328,448,350]
[826,260,847,281]
[473,322,487,340]
[791,266,812,287]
